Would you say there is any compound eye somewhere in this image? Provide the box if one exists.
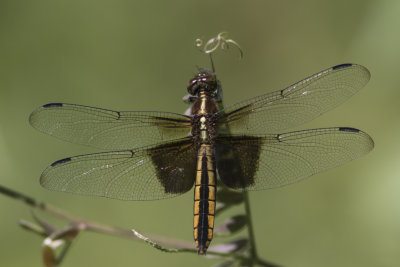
[187,72,218,94]
[187,78,199,95]
[203,76,217,91]
[206,76,216,84]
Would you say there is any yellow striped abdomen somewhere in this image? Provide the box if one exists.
[193,144,216,255]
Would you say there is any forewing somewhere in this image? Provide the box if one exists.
[29,103,192,150]
[216,64,370,134]
[40,138,197,200]
[215,127,374,190]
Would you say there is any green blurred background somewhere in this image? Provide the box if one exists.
[1,0,399,266]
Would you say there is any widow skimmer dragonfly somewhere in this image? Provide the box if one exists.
[29,63,374,254]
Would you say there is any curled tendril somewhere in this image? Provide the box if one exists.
[196,32,243,59]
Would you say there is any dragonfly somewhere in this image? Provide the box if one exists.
[29,63,374,254]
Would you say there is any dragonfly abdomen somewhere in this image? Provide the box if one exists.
[193,144,216,255]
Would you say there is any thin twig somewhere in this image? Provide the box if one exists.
[243,191,258,261]
[0,184,281,266]
[0,185,189,247]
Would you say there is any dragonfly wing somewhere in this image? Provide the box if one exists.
[29,103,192,150]
[40,138,197,200]
[215,127,374,190]
[216,64,370,134]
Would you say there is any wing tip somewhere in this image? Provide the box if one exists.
[29,103,64,126]
[332,63,353,70]
[338,127,359,133]
[332,63,371,85]
[50,157,72,167]
[42,103,64,108]
[338,127,375,151]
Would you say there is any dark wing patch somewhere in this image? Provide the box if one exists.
[215,136,263,189]
[216,64,370,134]
[149,139,197,194]
[40,138,197,200]
[215,128,373,190]
[29,103,192,150]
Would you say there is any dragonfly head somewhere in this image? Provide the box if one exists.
[187,71,219,96]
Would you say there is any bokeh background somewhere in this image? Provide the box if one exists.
[1,1,399,266]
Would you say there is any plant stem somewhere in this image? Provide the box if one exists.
[0,185,190,246]
[243,190,258,262]
[1,184,281,266]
